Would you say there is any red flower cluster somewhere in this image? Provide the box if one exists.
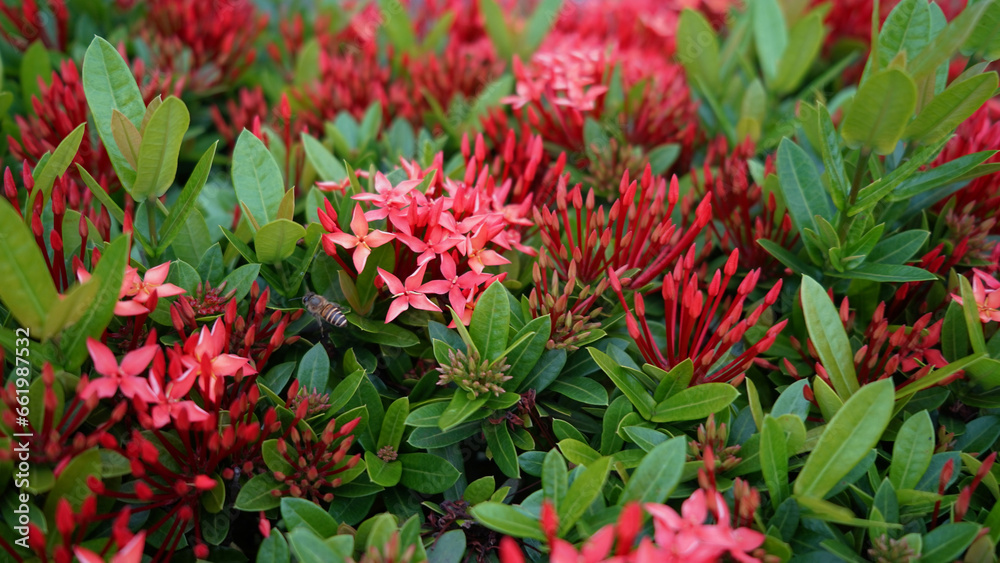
[320,164,529,324]
[611,247,786,386]
[932,100,1000,235]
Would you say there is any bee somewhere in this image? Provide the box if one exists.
[302,292,348,328]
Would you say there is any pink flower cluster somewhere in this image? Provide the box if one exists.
[953,269,1000,324]
[500,495,764,563]
[84,318,255,428]
[319,164,532,324]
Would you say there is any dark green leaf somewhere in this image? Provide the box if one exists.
[469,280,510,361]
[621,437,685,504]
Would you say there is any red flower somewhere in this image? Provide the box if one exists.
[84,338,158,400]
[378,263,451,322]
[323,202,396,273]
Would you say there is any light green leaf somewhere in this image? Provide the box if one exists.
[842,69,917,155]
[776,138,833,239]
[652,383,739,423]
[905,71,998,144]
[159,142,217,252]
[794,379,894,498]
[801,275,859,398]
[233,129,285,225]
[254,219,306,264]
[0,199,58,331]
[470,502,545,540]
[469,280,510,362]
[889,410,934,490]
[34,123,86,206]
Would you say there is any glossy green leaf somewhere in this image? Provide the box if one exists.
[828,263,936,282]
[297,343,330,392]
[890,410,934,490]
[621,437,686,504]
[484,421,520,478]
[60,236,128,368]
[753,0,787,80]
[652,383,738,423]
[959,274,987,354]
[34,123,86,206]
[590,348,655,419]
[548,377,609,405]
[378,397,408,451]
[776,138,833,239]
[842,69,917,155]
[233,129,285,225]
[905,72,998,143]
[301,132,347,183]
[254,219,306,264]
[470,502,545,540]
[921,523,981,563]
[439,392,489,430]
[0,199,58,331]
[542,449,567,508]
[676,10,720,95]
[82,37,146,186]
[908,0,994,80]
[762,415,791,505]
[469,280,510,362]
[505,316,551,389]
[281,497,338,538]
[159,142,217,252]
[794,379,894,498]
[21,41,51,110]
[801,275,859,398]
[773,12,823,93]
[558,456,611,535]
[257,531,290,563]
[288,529,337,563]
[399,453,460,494]
[878,0,931,69]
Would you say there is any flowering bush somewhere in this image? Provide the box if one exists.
[1,0,1000,562]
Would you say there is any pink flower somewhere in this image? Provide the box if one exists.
[353,172,423,220]
[952,269,1000,323]
[180,319,255,402]
[135,350,209,429]
[644,490,764,563]
[377,263,451,322]
[74,531,146,563]
[110,263,185,316]
[322,203,395,273]
[460,223,510,274]
[84,338,159,400]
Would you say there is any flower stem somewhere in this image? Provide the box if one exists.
[147,198,159,249]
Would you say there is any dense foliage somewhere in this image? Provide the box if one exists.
[1,0,1000,562]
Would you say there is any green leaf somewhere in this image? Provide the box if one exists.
[867,230,928,264]
[82,37,146,186]
[651,359,694,402]
[470,502,545,540]
[43,449,101,519]
[878,0,931,69]
[959,275,987,354]
[159,142,216,252]
[793,379,894,498]
[651,383,739,423]
[21,41,51,110]
[542,449,567,508]
[890,411,934,490]
[131,96,189,200]
[753,0,788,81]
[378,0,417,52]
[464,476,496,505]
[505,316,551,389]
[762,415,791,506]
[39,276,102,341]
[262,440,294,474]
[479,0,513,60]
[281,497,338,538]
[589,348,655,419]
[484,421,520,479]
[399,453,460,494]
[378,397,408,451]
[288,529,337,563]
[920,523,981,563]
[801,275,859,398]
[0,199,58,331]
[676,10,720,95]
[34,123,86,205]
[816,104,850,209]
[757,237,821,277]
[828,263,936,282]
[897,352,985,400]
[233,129,285,225]
[439,392,489,430]
[258,531,290,563]
[297,343,330,392]
[904,72,999,143]
[301,132,347,183]
[60,236,128,368]
[558,456,611,535]
[842,69,917,155]
[522,0,563,55]
[469,280,510,362]
[776,138,833,239]
[254,219,306,264]
[908,0,994,80]
[235,473,283,511]
[77,164,125,224]
[548,377,609,405]
[773,12,823,93]
[426,529,466,563]
[621,437,686,504]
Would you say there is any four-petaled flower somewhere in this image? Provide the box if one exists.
[179,319,256,402]
[84,338,159,400]
[952,269,1000,323]
[322,203,395,273]
[377,263,451,322]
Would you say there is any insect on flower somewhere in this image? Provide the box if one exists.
[302,291,349,328]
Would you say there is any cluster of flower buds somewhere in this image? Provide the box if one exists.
[688,414,742,473]
[611,247,786,386]
[0,0,69,51]
[693,137,796,273]
[437,348,512,398]
[270,404,362,504]
[528,257,606,350]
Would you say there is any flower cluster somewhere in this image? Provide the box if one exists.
[437,348,512,398]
